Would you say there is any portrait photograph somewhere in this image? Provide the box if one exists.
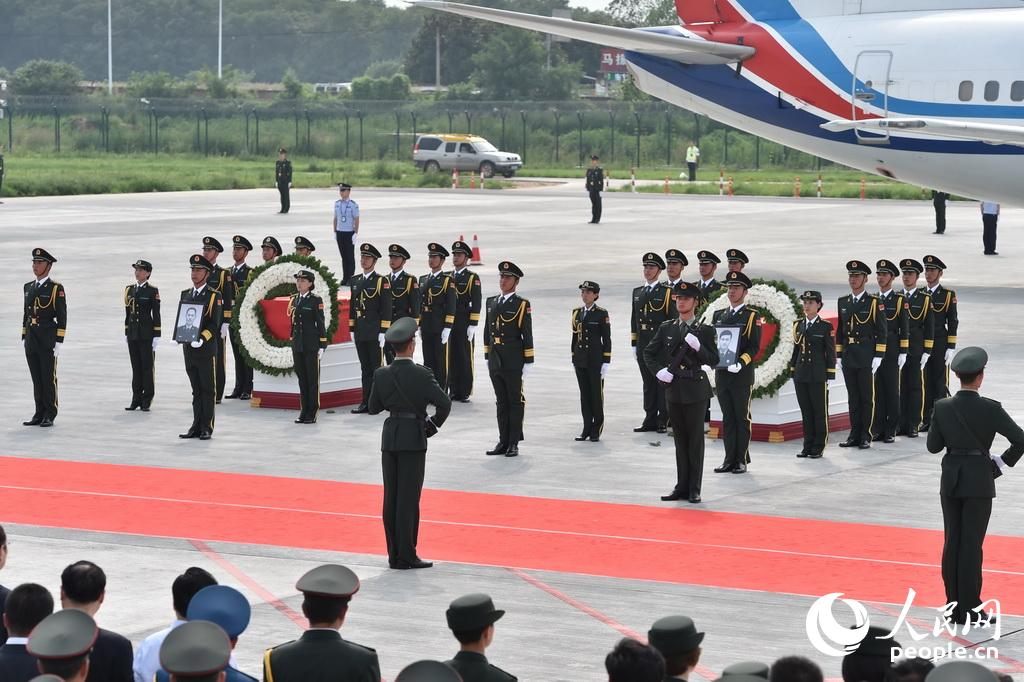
[174,301,204,344]
[714,325,741,369]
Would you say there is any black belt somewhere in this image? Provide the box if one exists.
[946,448,985,456]
[390,411,421,419]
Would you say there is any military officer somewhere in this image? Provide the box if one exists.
[263,565,380,682]
[27,608,97,681]
[922,255,959,431]
[644,282,719,503]
[160,585,256,682]
[226,236,254,400]
[632,252,673,433]
[385,244,420,364]
[449,240,482,402]
[276,147,293,214]
[726,249,749,273]
[397,661,462,682]
[161,621,231,681]
[837,260,887,449]
[927,347,1024,625]
[368,317,451,569]
[178,255,223,441]
[124,259,161,412]
[200,237,233,404]
[348,243,391,413]
[290,270,328,424]
[419,243,456,389]
[871,259,909,443]
[663,249,688,288]
[789,291,836,459]
[294,236,316,258]
[695,250,722,298]
[712,271,762,474]
[444,594,517,682]
[572,281,612,442]
[585,154,604,224]
[483,261,534,458]
[898,258,934,437]
[22,248,67,427]
[647,616,705,682]
[261,236,282,264]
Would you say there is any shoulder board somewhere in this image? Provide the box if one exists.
[346,640,376,654]
[632,285,644,293]
[149,285,159,292]
[267,641,296,652]
[489,664,518,681]
[982,396,1002,406]
[487,295,498,302]
[595,305,606,312]
[181,288,192,296]
[517,296,530,305]
[125,285,133,292]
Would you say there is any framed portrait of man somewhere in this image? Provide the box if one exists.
[174,302,205,344]
[714,325,741,369]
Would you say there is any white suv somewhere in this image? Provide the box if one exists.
[413,134,523,178]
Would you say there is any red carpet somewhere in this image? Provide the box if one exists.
[2,455,1023,613]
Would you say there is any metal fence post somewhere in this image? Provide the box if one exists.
[754,136,760,170]
[553,110,561,163]
[633,111,641,168]
[607,110,615,164]
[344,111,350,158]
[152,107,158,154]
[447,110,454,134]
[665,111,672,167]
[305,109,311,155]
[294,110,300,151]
[357,110,364,161]
[395,111,401,159]
[53,105,60,152]
[576,111,584,167]
[253,109,260,156]
[244,110,251,154]
[520,110,527,163]
[499,110,507,150]
[4,104,12,152]
[464,110,471,134]
[410,112,418,149]
[194,108,201,153]
[202,108,209,156]
[723,128,728,166]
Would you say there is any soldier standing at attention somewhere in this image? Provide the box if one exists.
[695,251,722,299]
[572,281,611,443]
[22,248,66,427]
[789,291,836,459]
[444,594,517,682]
[726,249,748,274]
[872,259,908,443]
[922,255,958,432]
[0,145,5,202]
[226,236,254,401]
[483,261,534,458]
[200,237,233,404]
[631,252,672,434]
[898,258,934,438]
[261,236,282,264]
[124,259,161,412]
[348,243,391,414]
[385,244,420,364]
[419,243,456,390]
[585,154,604,224]
[712,271,761,474]
[927,347,1024,625]
[663,250,688,288]
[178,255,223,441]
[368,317,451,570]
[837,260,887,449]
[333,183,359,285]
[294,235,316,258]
[643,282,719,504]
[276,148,293,214]
[290,270,328,424]
[449,240,482,403]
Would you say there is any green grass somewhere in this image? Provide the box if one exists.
[614,178,934,201]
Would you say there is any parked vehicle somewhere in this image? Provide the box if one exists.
[413,134,523,178]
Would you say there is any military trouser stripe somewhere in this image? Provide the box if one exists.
[823,383,829,447]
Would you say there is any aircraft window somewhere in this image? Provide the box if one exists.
[958,81,974,101]
[984,81,999,102]
[1012,81,1024,102]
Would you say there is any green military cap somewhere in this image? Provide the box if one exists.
[900,258,924,274]
[697,250,720,264]
[32,248,57,264]
[360,243,382,260]
[722,661,769,678]
[724,271,752,288]
[672,282,701,299]
[665,249,688,265]
[498,261,523,278]
[648,615,704,657]
[295,236,316,252]
[846,259,871,275]
[923,254,947,270]
[428,242,450,258]
[643,252,667,269]
[201,236,224,253]
[385,317,418,345]
[189,254,214,272]
[591,154,600,161]
[27,609,98,661]
[848,626,900,658]
[294,269,315,283]
[132,259,153,272]
[950,347,987,374]
[800,290,822,303]
[713,675,765,682]
[29,676,65,682]
[579,280,600,293]
[876,259,899,276]
[233,235,254,251]
[159,620,231,677]
[727,248,749,264]
[389,244,411,260]
[925,661,997,682]
[446,593,505,631]
[296,564,361,598]
[262,236,283,255]
[451,240,472,258]
[395,660,463,682]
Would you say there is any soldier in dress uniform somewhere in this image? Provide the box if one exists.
[200,237,233,404]
[226,236,254,401]
[294,236,315,258]
[384,244,420,365]
[712,271,762,474]
[368,317,451,570]
[695,250,722,298]
[161,621,231,681]
[261,236,282,264]
[22,248,67,427]
[585,154,604,224]
[872,259,909,443]
[572,281,612,442]
[898,258,934,438]
[159,585,256,682]
[922,255,959,432]
[449,240,482,403]
[290,270,328,425]
[726,249,749,273]
[178,255,223,441]
[927,347,1024,625]
[663,250,688,288]
[647,616,704,682]
[397,661,462,682]
[348,243,391,414]
[419,243,456,390]
[632,253,672,433]
[263,565,380,682]
[837,260,887,449]
[276,148,293,214]
[643,282,719,504]
[483,261,534,458]
[444,594,517,682]
[789,291,836,459]
[27,609,97,681]
[124,259,161,412]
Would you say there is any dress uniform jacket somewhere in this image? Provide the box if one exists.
[418,271,456,388]
[180,287,223,435]
[263,629,380,682]
[712,305,762,468]
[348,271,392,407]
[85,628,133,682]
[209,264,234,401]
[449,267,482,400]
[789,317,837,456]
[698,279,722,299]
[125,281,161,409]
[631,282,673,430]
[159,664,255,682]
[0,641,37,681]
[586,165,604,223]
[900,288,935,433]
[290,293,328,421]
[446,651,517,682]
[924,284,959,429]
[384,271,419,364]
[572,305,612,438]
[874,290,909,439]
[229,263,254,395]
[0,583,8,645]
[484,293,534,446]
[837,292,887,442]
[23,277,67,421]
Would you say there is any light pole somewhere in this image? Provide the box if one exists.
[218,0,223,79]
[106,0,113,95]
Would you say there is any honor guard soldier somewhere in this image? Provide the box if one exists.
[226,236,254,400]
[368,317,451,569]
[261,236,282,264]
[444,594,517,682]
[643,282,719,503]
[922,255,958,432]
[385,244,420,364]
[449,240,482,402]
[872,259,908,443]
[483,261,534,458]
[789,291,836,459]
[397,661,462,682]
[290,270,328,424]
[124,259,161,412]
[726,249,749,273]
[348,243,391,413]
[663,249,688,288]
[647,616,705,682]
[695,250,722,298]
[263,565,381,682]
[276,147,293,214]
[27,609,98,681]
[419,243,456,389]
[160,621,231,682]
[294,235,316,258]
[200,237,233,404]
[572,281,611,442]
[632,252,672,433]
[837,260,887,449]
[178,255,223,441]
[22,248,67,427]
[898,258,934,437]
[927,347,1024,625]
[585,154,604,224]
[712,271,762,474]
[159,586,256,682]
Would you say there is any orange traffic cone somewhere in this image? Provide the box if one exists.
[469,172,477,190]
[471,234,483,266]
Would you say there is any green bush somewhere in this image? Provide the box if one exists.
[417,171,451,188]
[126,71,187,99]
[12,59,83,96]
[371,161,404,180]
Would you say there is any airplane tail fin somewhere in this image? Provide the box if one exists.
[675,0,726,24]
[676,0,795,24]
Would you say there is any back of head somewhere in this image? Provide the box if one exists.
[887,658,935,682]
[605,638,666,682]
[770,656,823,682]
[5,583,55,636]
[172,567,217,617]
[843,626,899,682]
[61,561,106,605]
[301,594,350,627]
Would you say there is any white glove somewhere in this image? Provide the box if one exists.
[897,354,907,370]
[727,362,742,374]
[920,353,930,369]
[288,182,292,189]
[441,328,451,345]
[685,333,700,351]
[318,348,325,360]
[656,367,674,383]
[945,349,955,365]
[221,322,229,339]
[352,233,358,245]
[190,339,204,349]
[992,454,1007,471]
[467,326,477,342]
[835,359,842,375]
[378,333,386,348]
[53,344,62,358]
[523,363,534,379]
[631,346,637,360]
[871,357,882,373]
[600,363,610,377]
[152,338,160,352]
[827,377,836,388]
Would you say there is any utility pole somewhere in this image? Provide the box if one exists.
[107,0,113,95]
[435,24,441,90]
[218,0,223,79]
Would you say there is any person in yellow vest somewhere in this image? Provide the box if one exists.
[685,141,700,181]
